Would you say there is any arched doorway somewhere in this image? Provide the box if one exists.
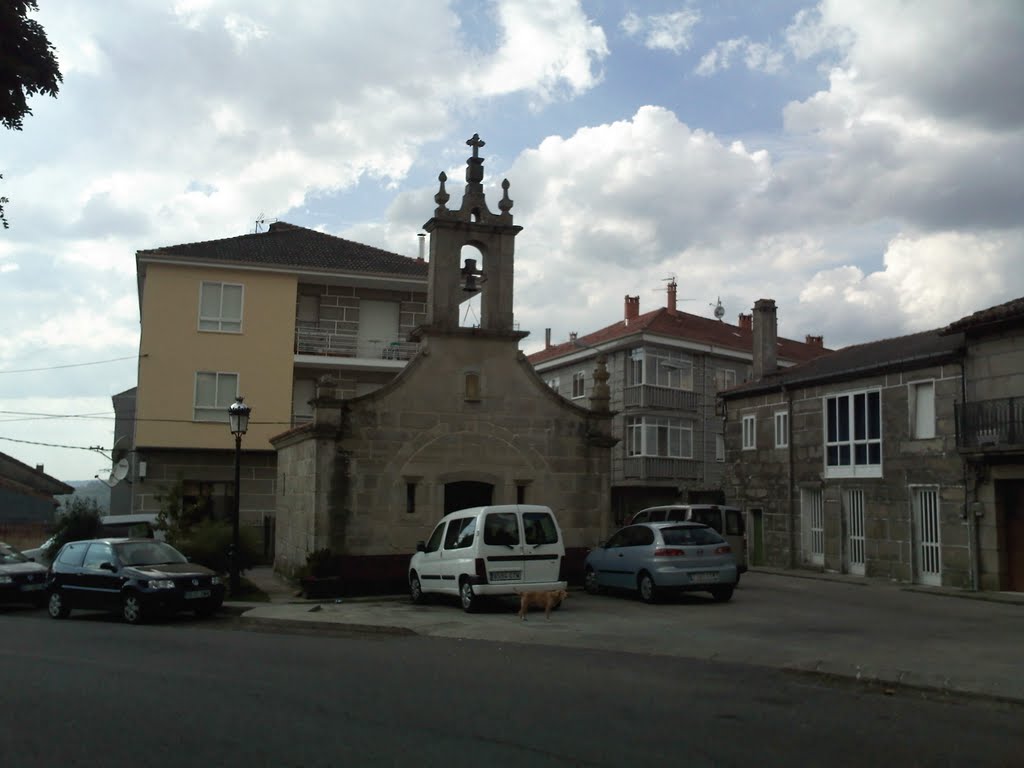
[444,481,493,514]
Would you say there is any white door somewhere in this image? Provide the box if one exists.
[801,488,824,566]
[357,299,399,358]
[521,509,562,585]
[845,490,866,576]
[913,487,942,586]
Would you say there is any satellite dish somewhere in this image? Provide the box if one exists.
[98,458,130,488]
[713,297,725,321]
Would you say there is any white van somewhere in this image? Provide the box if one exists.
[99,514,164,541]
[627,504,748,576]
[409,504,567,612]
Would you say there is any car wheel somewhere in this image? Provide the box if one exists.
[711,586,734,603]
[459,579,478,613]
[122,593,147,624]
[409,572,426,605]
[47,590,70,619]
[638,571,658,604]
[584,566,601,595]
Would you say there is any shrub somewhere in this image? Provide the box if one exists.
[45,498,102,557]
[168,518,260,575]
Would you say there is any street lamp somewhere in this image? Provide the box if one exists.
[228,395,251,594]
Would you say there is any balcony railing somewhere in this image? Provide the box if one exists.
[295,327,418,361]
[623,385,700,410]
[623,456,701,480]
[956,397,1024,450]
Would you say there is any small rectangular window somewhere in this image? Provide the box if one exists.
[742,415,756,450]
[911,381,935,439]
[572,371,585,399]
[194,372,238,422]
[406,482,416,514]
[775,411,789,448]
[199,282,243,332]
[715,434,725,462]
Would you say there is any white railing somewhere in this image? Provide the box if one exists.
[294,327,418,360]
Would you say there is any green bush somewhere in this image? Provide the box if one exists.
[45,498,102,557]
[302,548,344,579]
[168,518,261,575]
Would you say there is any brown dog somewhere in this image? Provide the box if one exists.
[517,589,568,620]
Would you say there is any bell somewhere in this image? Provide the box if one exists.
[463,274,479,292]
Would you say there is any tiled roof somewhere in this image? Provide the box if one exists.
[528,306,830,365]
[721,328,965,399]
[137,221,428,278]
[943,295,1024,334]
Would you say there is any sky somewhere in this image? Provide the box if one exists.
[1,0,1023,482]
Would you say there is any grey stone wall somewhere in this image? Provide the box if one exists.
[725,363,971,587]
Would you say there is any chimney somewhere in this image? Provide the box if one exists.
[417,233,426,261]
[569,332,578,342]
[624,295,640,324]
[35,464,44,473]
[752,298,778,380]
[805,334,823,348]
[666,279,677,315]
[545,328,551,349]
[738,313,752,332]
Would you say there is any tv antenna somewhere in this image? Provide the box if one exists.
[254,213,267,233]
[654,275,694,302]
[711,297,725,321]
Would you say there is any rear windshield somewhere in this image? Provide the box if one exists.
[483,513,520,546]
[661,526,724,546]
[523,512,559,545]
[689,509,722,532]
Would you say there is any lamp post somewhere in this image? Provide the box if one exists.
[228,395,251,595]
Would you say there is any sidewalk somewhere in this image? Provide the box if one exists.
[223,566,1024,705]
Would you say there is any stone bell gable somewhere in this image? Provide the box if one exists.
[271,136,615,588]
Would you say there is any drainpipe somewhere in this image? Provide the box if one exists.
[785,385,796,569]
[958,356,980,591]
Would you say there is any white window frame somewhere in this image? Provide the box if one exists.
[626,348,693,390]
[742,414,756,450]
[571,371,585,399]
[910,380,936,439]
[774,410,789,448]
[625,416,693,458]
[194,371,239,422]
[715,367,737,391]
[198,281,244,333]
[825,389,882,478]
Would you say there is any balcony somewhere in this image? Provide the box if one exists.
[295,327,419,361]
[623,385,700,411]
[956,397,1024,451]
[623,456,701,481]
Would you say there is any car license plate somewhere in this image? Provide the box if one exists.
[489,570,521,582]
[20,583,45,591]
[185,589,211,599]
[690,572,719,584]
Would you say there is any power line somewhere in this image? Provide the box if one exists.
[0,354,145,375]
[0,435,105,452]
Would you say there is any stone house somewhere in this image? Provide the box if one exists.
[945,296,1024,591]
[720,299,972,587]
[528,290,829,524]
[271,136,615,589]
[0,451,73,543]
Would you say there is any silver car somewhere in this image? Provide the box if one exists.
[584,522,738,603]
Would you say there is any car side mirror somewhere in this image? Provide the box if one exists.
[416,541,426,552]
[99,562,116,572]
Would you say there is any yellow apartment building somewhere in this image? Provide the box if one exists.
[129,222,428,555]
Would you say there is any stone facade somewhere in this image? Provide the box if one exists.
[723,319,973,588]
[272,136,614,586]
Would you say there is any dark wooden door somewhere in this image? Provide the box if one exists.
[1000,481,1024,591]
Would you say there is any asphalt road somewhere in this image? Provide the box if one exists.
[2,609,1022,767]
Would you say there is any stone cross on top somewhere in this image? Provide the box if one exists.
[466,133,485,158]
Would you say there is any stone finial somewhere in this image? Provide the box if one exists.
[589,352,611,413]
[498,178,513,213]
[465,134,485,184]
[434,172,450,212]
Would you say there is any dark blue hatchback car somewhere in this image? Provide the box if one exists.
[47,538,225,624]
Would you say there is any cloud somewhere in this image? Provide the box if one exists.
[696,37,784,75]
[620,9,701,53]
